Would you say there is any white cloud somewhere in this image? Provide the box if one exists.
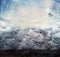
[2,0,55,28]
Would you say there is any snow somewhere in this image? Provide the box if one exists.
[0,17,60,50]
[0,25,60,50]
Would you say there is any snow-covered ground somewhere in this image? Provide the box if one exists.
[0,19,60,50]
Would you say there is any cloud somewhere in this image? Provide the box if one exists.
[54,0,60,3]
[49,0,60,25]
[1,0,55,28]
[1,0,60,50]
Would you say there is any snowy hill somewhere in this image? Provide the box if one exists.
[0,21,60,50]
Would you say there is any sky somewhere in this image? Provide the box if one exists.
[0,0,60,28]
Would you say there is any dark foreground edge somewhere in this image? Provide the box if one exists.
[0,49,60,57]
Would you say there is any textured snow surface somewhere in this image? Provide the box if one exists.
[0,25,60,50]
